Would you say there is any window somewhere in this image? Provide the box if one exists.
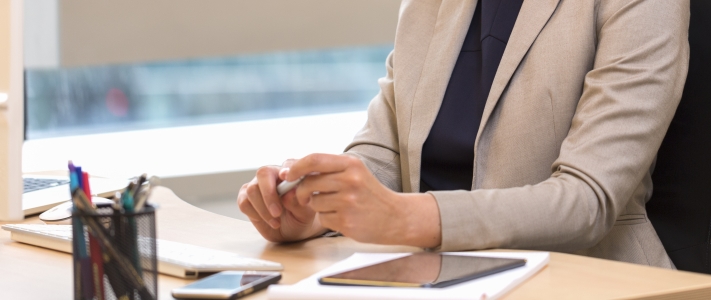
[26,46,391,139]
[24,0,399,139]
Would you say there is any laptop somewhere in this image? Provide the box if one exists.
[22,174,127,216]
[0,4,127,219]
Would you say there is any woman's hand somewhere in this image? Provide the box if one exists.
[286,153,442,248]
[237,160,327,242]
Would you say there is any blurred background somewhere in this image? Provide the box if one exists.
[23,0,400,217]
[24,0,399,139]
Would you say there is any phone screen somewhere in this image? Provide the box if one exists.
[173,271,281,299]
[182,272,269,290]
[319,253,525,288]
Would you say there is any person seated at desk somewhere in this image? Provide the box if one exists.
[238,0,690,268]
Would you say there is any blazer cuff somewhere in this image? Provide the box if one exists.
[428,190,480,252]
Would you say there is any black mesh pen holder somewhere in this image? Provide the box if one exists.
[72,204,158,300]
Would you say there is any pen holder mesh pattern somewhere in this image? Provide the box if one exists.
[72,204,158,300]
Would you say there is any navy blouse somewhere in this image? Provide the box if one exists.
[420,0,523,192]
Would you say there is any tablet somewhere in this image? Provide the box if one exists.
[318,253,526,288]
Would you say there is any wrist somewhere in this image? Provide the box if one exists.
[398,193,442,249]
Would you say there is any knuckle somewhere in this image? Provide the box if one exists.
[345,173,362,186]
[238,185,249,196]
[304,154,317,166]
[255,166,272,177]
[346,155,362,167]
[343,193,358,205]
[237,198,249,210]
[236,192,245,204]
[346,155,359,164]
[308,153,326,166]
[282,159,297,167]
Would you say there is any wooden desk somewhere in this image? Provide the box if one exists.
[2,187,711,299]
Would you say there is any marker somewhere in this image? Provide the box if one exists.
[277,177,304,196]
[81,171,106,300]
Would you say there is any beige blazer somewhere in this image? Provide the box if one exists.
[345,0,690,268]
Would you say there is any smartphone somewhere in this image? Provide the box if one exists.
[319,253,525,288]
[172,271,281,299]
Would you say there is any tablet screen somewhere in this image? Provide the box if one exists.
[319,253,526,288]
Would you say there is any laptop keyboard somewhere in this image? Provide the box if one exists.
[23,178,70,193]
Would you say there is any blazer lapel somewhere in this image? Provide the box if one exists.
[405,0,478,193]
[474,0,562,155]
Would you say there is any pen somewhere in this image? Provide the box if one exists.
[84,171,106,300]
[70,163,95,300]
[112,191,123,211]
[68,161,79,191]
[135,176,159,212]
[73,189,152,299]
[277,177,305,196]
[122,186,134,211]
[69,164,82,299]
[132,173,147,199]
[122,187,143,278]
[133,185,150,212]
[109,191,130,300]
[75,166,84,191]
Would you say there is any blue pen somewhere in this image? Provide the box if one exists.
[70,163,95,299]
[75,166,84,191]
[68,161,79,191]
[68,163,83,258]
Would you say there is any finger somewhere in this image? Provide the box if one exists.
[239,183,280,232]
[237,183,248,206]
[281,191,316,223]
[245,179,281,229]
[238,195,265,223]
[280,190,299,210]
[295,173,343,206]
[286,153,353,181]
[281,158,298,168]
[278,168,289,181]
[255,166,283,218]
[240,196,291,242]
[308,192,346,213]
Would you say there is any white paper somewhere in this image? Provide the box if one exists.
[268,251,549,300]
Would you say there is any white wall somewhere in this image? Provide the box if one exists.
[23,0,59,68]
[57,0,400,67]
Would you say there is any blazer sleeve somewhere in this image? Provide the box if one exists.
[430,0,690,251]
[344,51,403,192]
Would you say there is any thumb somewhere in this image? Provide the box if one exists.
[278,168,289,181]
[281,191,315,224]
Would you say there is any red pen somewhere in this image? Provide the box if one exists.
[84,172,106,300]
